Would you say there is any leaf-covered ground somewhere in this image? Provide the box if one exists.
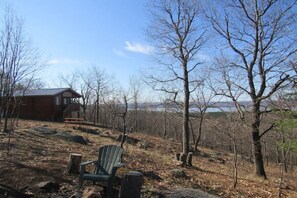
[0,120,296,197]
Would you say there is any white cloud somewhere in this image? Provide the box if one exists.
[47,58,88,65]
[113,49,129,58]
[125,41,154,55]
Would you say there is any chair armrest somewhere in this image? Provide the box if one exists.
[111,163,125,176]
[80,160,97,166]
[80,160,97,175]
[113,163,124,169]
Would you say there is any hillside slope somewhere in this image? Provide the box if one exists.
[0,120,296,197]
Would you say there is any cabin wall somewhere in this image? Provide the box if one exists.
[18,96,60,121]
[12,90,81,121]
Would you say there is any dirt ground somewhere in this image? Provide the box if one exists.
[0,120,297,198]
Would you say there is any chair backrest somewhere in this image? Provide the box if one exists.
[95,145,123,175]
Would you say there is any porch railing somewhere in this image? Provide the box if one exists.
[63,103,80,119]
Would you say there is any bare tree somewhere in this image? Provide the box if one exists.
[77,70,93,121]
[146,0,207,156]
[90,66,110,125]
[128,75,143,132]
[162,98,174,137]
[58,73,77,89]
[206,109,246,189]
[104,88,129,147]
[191,78,217,152]
[208,0,297,178]
[0,7,43,132]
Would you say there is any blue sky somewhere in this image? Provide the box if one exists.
[0,0,153,88]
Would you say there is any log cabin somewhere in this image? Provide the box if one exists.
[14,88,82,121]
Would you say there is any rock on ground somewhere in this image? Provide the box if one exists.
[162,188,219,198]
[28,127,88,145]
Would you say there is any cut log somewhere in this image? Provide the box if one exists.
[67,153,82,174]
[176,153,181,161]
[120,171,143,198]
[187,152,193,167]
[180,153,187,166]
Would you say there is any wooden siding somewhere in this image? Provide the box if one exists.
[10,88,81,121]
[19,96,58,121]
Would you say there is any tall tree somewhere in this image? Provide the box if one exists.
[191,78,217,152]
[0,7,43,131]
[58,73,77,89]
[77,70,93,121]
[128,75,143,132]
[208,0,297,178]
[90,66,110,125]
[103,87,129,147]
[146,0,206,155]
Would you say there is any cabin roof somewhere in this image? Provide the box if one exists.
[15,88,81,97]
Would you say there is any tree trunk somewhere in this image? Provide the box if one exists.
[190,119,195,146]
[133,108,138,132]
[194,116,203,152]
[3,97,11,132]
[182,63,190,155]
[264,138,268,167]
[232,136,238,189]
[120,119,127,148]
[252,131,266,178]
[252,107,266,179]
[281,131,288,173]
[103,107,107,127]
[96,99,100,124]
[93,102,96,125]
[82,106,87,121]
[252,120,266,179]
[276,146,280,164]
[163,108,167,137]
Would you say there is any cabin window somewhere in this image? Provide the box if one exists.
[56,96,60,105]
[64,98,69,105]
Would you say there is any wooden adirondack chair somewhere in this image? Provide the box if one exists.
[77,145,124,196]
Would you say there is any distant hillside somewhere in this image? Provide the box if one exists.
[133,100,275,112]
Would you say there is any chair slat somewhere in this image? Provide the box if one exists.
[78,144,124,197]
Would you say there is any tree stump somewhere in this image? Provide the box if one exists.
[120,171,143,198]
[180,153,187,166]
[187,152,193,166]
[176,153,181,161]
[67,153,82,174]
